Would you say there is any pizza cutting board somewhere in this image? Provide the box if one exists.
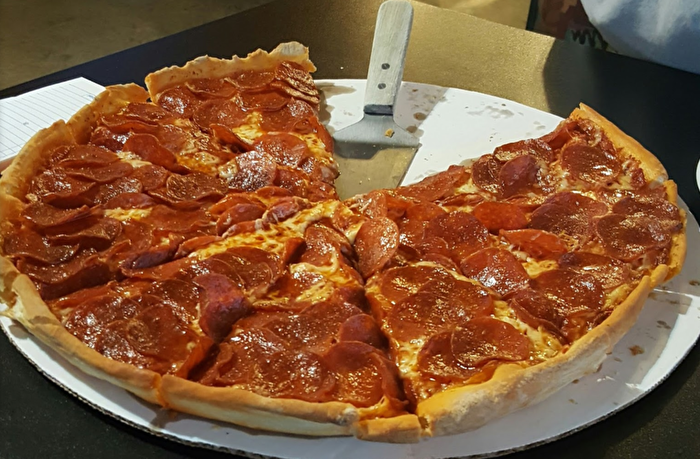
[2,80,700,459]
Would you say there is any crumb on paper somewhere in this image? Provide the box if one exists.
[613,357,623,362]
[211,424,221,430]
[413,112,427,120]
[569,399,578,405]
[572,379,579,384]
[412,88,418,93]
[657,320,672,329]
[168,410,179,420]
[690,280,700,286]
[385,128,394,138]
[629,345,645,356]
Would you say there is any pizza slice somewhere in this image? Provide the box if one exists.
[351,105,686,435]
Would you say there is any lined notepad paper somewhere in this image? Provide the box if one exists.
[0,78,105,169]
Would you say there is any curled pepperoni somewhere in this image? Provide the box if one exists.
[46,217,122,249]
[500,229,568,259]
[164,172,227,202]
[460,248,530,297]
[174,235,220,258]
[216,202,266,234]
[90,177,143,205]
[156,86,200,117]
[324,341,401,407]
[529,192,608,241]
[251,349,335,402]
[209,193,261,215]
[227,150,278,191]
[52,145,119,167]
[64,162,134,184]
[102,192,156,210]
[129,164,169,190]
[379,265,453,304]
[194,99,247,131]
[194,273,252,342]
[396,166,468,202]
[561,141,621,184]
[125,305,198,363]
[387,277,492,341]
[494,139,553,163]
[144,278,202,321]
[185,78,237,99]
[339,315,386,348]
[534,269,605,312]
[120,103,175,125]
[451,317,531,367]
[354,216,399,278]
[123,133,183,172]
[148,205,210,233]
[612,196,682,232]
[212,247,279,292]
[237,90,291,112]
[89,126,128,152]
[4,227,79,264]
[260,99,315,133]
[275,62,317,97]
[499,154,539,198]
[417,332,476,382]
[471,154,502,195]
[253,133,309,168]
[405,202,446,221]
[472,201,527,233]
[426,211,489,254]
[31,169,95,208]
[227,69,275,90]
[558,252,632,289]
[264,197,308,224]
[21,203,91,228]
[302,224,353,263]
[596,214,670,261]
[270,80,321,107]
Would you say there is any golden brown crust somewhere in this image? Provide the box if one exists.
[0,257,161,403]
[145,41,316,99]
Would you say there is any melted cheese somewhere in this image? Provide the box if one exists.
[104,208,152,221]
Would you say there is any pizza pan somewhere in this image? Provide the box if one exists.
[2,80,699,459]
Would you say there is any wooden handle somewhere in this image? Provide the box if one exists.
[363,0,414,116]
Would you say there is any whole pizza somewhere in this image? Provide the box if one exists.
[0,42,686,442]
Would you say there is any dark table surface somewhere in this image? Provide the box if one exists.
[2,0,700,458]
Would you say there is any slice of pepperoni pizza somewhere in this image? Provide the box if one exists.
[351,104,686,436]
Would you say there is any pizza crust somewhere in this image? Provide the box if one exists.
[144,41,315,99]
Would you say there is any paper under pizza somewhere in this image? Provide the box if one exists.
[0,42,686,442]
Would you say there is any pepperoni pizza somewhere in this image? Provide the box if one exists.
[0,42,686,442]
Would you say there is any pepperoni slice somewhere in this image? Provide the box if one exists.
[301,224,353,266]
[534,269,605,312]
[439,193,484,208]
[156,86,200,117]
[396,166,468,202]
[227,150,278,191]
[472,201,527,233]
[253,133,309,168]
[46,217,122,249]
[123,133,183,172]
[417,332,476,382]
[612,196,682,232]
[251,349,335,402]
[460,248,530,297]
[558,252,632,289]
[53,145,120,167]
[185,78,237,99]
[164,172,227,202]
[405,202,446,221]
[215,202,266,235]
[148,205,210,233]
[194,99,247,131]
[64,161,134,184]
[90,177,143,205]
[270,80,321,107]
[425,211,490,254]
[193,273,252,342]
[500,229,568,259]
[89,126,129,152]
[31,169,95,208]
[259,99,315,133]
[354,216,399,278]
[265,301,361,353]
[596,214,670,261]
[120,103,175,125]
[21,202,91,228]
[275,62,317,96]
[63,292,141,347]
[387,277,493,341]
[338,315,386,348]
[499,154,539,198]
[210,193,262,215]
[237,90,291,112]
[174,235,220,258]
[494,139,554,163]
[451,317,531,367]
[3,227,79,264]
[125,305,198,362]
[471,154,502,195]
[264,197,308,224]
[144,278,201,321]
[561,141,621,184]
[379,265,453,304]
[102,192,156,210]
[227,69,275,90]
[529,192,608,241]
[212,247,279,292]
[324,341,401,407]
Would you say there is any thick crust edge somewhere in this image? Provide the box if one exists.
[144,41,316,99]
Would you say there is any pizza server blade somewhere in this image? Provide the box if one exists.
[332,0,419,200]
